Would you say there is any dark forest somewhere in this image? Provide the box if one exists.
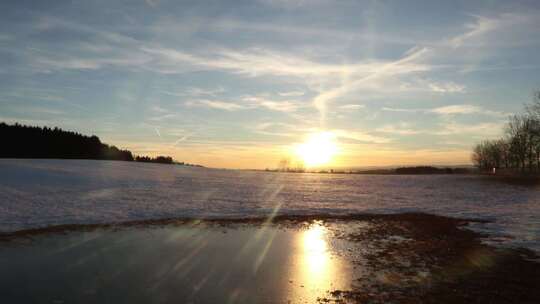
[0,122,173,164]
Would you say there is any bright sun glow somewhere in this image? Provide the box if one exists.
[295,132,338,167]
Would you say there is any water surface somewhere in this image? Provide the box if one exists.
[0,222,353,303]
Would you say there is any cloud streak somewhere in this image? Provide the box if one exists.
[185,99,247,111]
[382,104,508,118]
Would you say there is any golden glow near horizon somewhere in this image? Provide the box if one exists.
[295,132,338,167]
[120,138,473,169]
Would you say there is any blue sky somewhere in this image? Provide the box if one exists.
[1,0,540,168]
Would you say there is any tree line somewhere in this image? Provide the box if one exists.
[0,122,174,164]
[472,91,540,173]
[135,155,173,164]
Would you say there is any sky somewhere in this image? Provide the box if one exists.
[1,0,540,169]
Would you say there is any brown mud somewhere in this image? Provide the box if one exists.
[322,214,540,304]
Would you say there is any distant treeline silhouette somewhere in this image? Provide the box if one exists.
[135,155,173,164]
[472,91,540,173]
[266,161,470,175]
[394,166,469,174]
[0,122,174,164]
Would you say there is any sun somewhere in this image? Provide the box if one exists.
[295,132,338,167]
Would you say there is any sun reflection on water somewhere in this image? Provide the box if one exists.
[289,222,345,302]
[303,223,328,276]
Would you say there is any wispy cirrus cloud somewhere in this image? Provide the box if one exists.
[428,82,466,93]
[432,105,509,117]
[450,15,502,48]
[253,122,391,144]
[160,87,226,98]
[332,129,392,144]
[254,122,300,137]
[449,13,538,48]
[278,91,305,97]
[32,54,150,72]
[339,104,365,110]
[382,104,508,118]
[135,44,440,126]
[375,120,505,139]
[241,96,302,113]
[434,121,504,137]
[185,99,247,111]
[430,105,483,115]
[376,123,420,135]
[140,46,398,79]
[311,46,432,123]
[381,107,420,113]
[184,95,304,113]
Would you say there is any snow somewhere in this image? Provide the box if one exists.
[1,159,539,251]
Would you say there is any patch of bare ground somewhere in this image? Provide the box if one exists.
[323,213,540,304]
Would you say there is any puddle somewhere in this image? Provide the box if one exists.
[0,222,354,304]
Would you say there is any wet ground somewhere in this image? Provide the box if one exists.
[1,213,539,303]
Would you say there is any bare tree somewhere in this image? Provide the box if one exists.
[471,142,486,169]
[472,90,540,174]
[527,91,540,171]
[526,90,540,120]
[472,139,508,170]
[277,158,290,171]
[506,115,531,171]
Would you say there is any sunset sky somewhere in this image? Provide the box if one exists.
[1,0,540,169]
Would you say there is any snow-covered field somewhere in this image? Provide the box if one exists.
[1,159,539,251]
